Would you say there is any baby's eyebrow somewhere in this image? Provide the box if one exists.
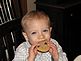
[44,27,50,29]
[30,30,37,33]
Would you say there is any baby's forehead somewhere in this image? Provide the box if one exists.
[24,19,50,30]
[26,18,50,26]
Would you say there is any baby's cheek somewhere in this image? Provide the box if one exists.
[28,38,36,45]
[46,34,51,39]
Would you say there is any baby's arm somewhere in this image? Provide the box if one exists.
[12,43,29,61]
[52,39,68,61]
[28,44,38,61]
[49,41,59,61]
[13,42,38,61]
[58,46,68,61]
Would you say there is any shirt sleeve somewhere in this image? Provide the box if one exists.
[51,39,68,61]
[58,50,68,61]
[12,43,29,61]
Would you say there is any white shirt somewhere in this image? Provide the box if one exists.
[12,38,68,61]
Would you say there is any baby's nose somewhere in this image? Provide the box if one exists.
[38,33,45,40]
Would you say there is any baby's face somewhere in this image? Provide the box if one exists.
[24,19,52,45]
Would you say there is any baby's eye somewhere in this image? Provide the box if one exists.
[31,32,36,35]
[43,29,48,32]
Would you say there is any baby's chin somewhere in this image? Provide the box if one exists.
[36,40,50,53]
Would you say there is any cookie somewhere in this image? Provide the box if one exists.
[36,41,50,53]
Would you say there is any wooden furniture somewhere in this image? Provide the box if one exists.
[35,0,81,60]
[0,0,27,61]
[0,18,24,61]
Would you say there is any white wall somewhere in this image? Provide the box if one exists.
[27,0,36,12]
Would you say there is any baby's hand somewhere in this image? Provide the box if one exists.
[28,44,38,61]
[49,41,59,61]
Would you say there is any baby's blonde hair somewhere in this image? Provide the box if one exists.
[21,10,51,31]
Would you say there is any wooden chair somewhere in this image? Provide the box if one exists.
[0,18,25,61]
[0,0,26,61]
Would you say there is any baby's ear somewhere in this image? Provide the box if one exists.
[22,32,28,41]
[50,27,52,32]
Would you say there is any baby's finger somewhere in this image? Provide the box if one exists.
[34,47,38,55]
[29,44,37,53]
[49,41,57,48]
[31,43,37,49]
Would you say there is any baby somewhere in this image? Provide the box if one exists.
[13,11,68,61]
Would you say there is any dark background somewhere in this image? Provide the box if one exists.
[36,0,81,61]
